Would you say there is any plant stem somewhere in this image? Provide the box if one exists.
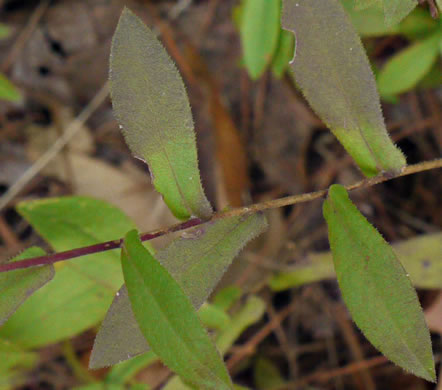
[1,158,441,273]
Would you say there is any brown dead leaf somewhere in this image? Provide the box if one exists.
[69,153,178,235]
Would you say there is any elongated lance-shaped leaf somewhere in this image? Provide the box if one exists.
[90,213,267,368]
[282,0,406,177]
[240,0,281,79]
[122,230,233,389]
[111,8,212,220]
[0,247,54,326]
[378,32,441,97]
[323,185,435,382]
[163,294,266,390]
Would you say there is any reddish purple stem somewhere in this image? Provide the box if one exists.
[0,218,204,273]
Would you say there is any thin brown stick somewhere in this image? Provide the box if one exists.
[227,300,299,370]
[277,356,389,389]
[0,83,109,212]
[0,158,441,273]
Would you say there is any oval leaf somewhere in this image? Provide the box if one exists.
[240,0,281,79]
[0,197,135,347]
[0,247,54,327]
[282,0,406,177]
[111,8,212,220]
[323,184,435,382]
[122,230,233,389]
[90,213,267,368]
[378,32,441,97]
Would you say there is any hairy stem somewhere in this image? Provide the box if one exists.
[1,158,441,273]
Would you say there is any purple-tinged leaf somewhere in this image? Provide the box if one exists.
[0,247,54,326]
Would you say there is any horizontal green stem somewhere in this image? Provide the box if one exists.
[1,158,441,273]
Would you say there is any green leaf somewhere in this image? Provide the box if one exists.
[240,0,281,79]
[0,339,37,389]
[354,0,418,25]
[122,230,233,389]
[0,247,54,327]
[199,303,231,331]
[355,0,383,10]
[110,8,212,220]
[0,24,10,39]
[254,357,287,390]
[341,0,397,37]
[0,73,21,102]
[383,0,418,26]
[282,0,406,177]
[341,3,437,39]
[106,351,158,385]
[162,295,265,390]
[0,196,135,347]
[212,286,242,312]
[418,62,442,89]
[377,32,441,97]
[323,184,435,382]
[269,232,442,291]
[271,29,295,78]
[396,8,439,40]
[90,213,266,368]
[216,295,265,356]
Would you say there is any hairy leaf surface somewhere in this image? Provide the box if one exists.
[323,185,435,381]
[90,213,267,368]
[122,230,233,389]
[0,197,135,347]
[240,0,281,79]
[111,8,212,220]
[355,0,417,25]
[383,0,418,26]
[282,0,406,177]
[0,247,54,327]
